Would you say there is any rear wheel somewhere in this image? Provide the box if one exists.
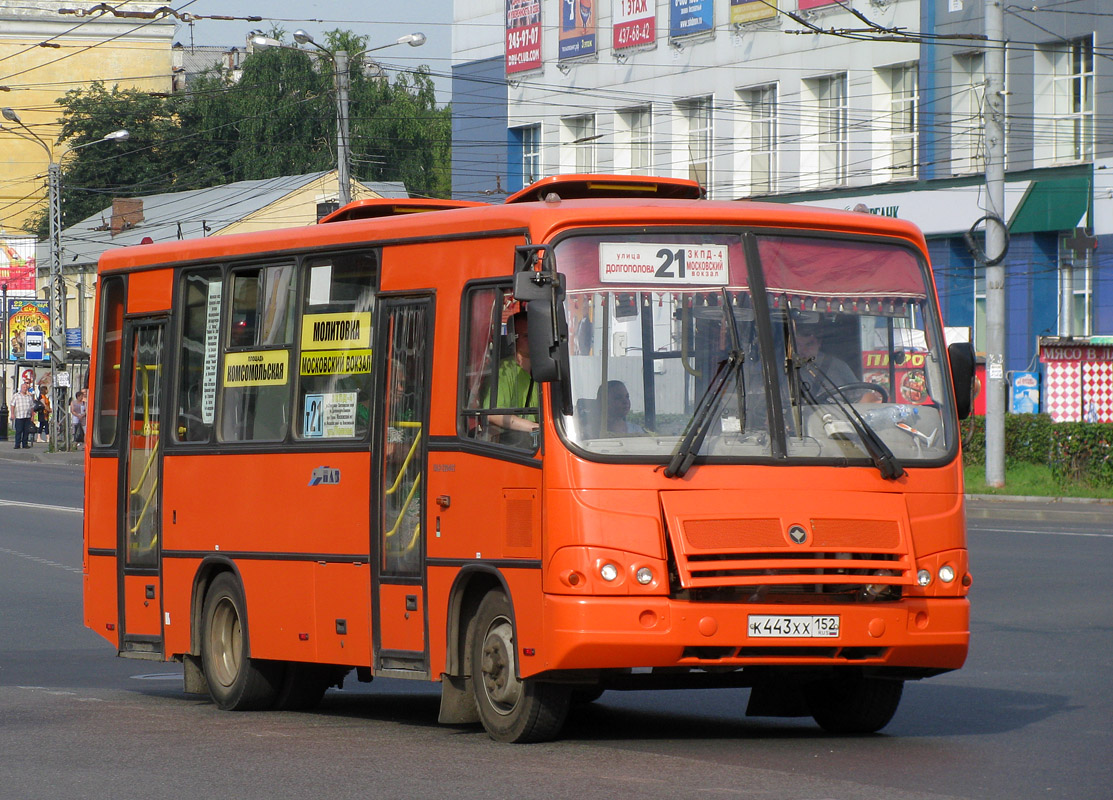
[470,592,570,743]
[201,573,282,710]
[806,673,904,734]
[272,663,335,711]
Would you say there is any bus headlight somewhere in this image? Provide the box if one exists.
[917,569,932,587]
[636,567,654,585]
[938,564,956,583]
[600,563,619,582]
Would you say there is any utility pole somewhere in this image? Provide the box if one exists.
[334,49,352,206]
[48,160,69,452]
[983,0,1007,487]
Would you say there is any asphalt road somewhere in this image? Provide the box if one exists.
[1,459,1110,799]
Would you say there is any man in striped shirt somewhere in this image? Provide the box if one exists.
[9,380,35,449]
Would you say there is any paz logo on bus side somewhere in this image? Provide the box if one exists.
[309,466,341,486]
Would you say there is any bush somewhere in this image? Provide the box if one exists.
[960,413,1055,466]
[962,413,1113,489]
[1049,422,1113,489]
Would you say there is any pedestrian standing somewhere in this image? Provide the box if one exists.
[9,380,35,449]
[70,390,87,446]
[36,385,51,443]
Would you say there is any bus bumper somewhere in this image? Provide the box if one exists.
[534,595,969,677]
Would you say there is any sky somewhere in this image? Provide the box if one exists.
[173,0,455,102]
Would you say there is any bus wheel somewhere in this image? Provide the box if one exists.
[805,673,903,734]
[570,687,604,705]
[201,573,281,710]
[470,592,570,743]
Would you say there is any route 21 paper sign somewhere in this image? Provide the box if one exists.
[599,243,729,285]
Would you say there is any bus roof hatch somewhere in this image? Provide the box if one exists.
[504,174,705,204]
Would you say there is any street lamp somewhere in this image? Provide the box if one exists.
[252,31,425,206]
[1,106,128,450]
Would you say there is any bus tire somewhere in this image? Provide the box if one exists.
[470,592,570,743]
[806,673,903,734]
[273,663,329,711]
[570,687,605,705]
[201,573,282,711]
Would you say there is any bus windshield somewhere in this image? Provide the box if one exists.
[555,230,955,468]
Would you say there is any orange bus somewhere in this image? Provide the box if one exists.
[83,174,975,742]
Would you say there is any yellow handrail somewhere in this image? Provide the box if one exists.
[385,422,422,496]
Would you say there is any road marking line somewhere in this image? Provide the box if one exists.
[0,499,82,514]
[0,547,82,574]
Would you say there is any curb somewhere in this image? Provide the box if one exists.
[966,493,1113,506]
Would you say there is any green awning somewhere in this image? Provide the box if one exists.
[1008,176,1090,234]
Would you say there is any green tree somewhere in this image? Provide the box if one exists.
[30,81,185,235]
[34,29,451,238]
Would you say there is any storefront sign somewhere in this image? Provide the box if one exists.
[670,0,714,38]
[559,0,597,59]
[506,0,542,74]
[614,0,655,49]
[730,0,775,24]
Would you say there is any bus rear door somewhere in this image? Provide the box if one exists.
[372,297,433,676]
[117,318,167,659]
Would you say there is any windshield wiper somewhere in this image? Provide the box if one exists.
[664,349,743,479]
[799,361,905,480]
[720,288,748,434]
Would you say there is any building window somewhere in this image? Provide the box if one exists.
[742,85,777,194]
[1036,36,1092,165]
[1052,37,1093,162]
[885,64,917,179]
[952,53,985,174]
[564,115,596,172]
[618,107,652,175]
[677,96,712,191]
[811,74,847,185]
[521,124,541,185]
[1058,234,1092,336]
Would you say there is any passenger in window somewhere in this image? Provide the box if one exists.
[595,380,645,436]
[485,311,539,445]
[795,316,881,403]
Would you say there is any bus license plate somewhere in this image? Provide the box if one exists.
[748,615,840,638]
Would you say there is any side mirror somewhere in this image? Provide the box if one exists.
[948,342,976,420]
[526,299,573,416]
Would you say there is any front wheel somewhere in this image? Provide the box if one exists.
[805,673,903,734]
[470,592,570,743]
[201,573,282,710]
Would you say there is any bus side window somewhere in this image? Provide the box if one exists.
[295,252,378,441]
[461,287,498,441]
[93,276,126,447]
[174,267,221,443]
[219,264,295,442]
[459,285,536,449]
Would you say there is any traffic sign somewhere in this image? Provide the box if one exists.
[25,330,45,361]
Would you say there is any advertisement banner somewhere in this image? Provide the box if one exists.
[0,238,37,292]
[799,0,838,9]
[506,0,543,74]
[560,0,597,59]
[7,299,50,361]
[861,350,933,405]
[1010,371,1040,414]
[614,0,655,50]
[670,0,713,38]
[730,0,776,24]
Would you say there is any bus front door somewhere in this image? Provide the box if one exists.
[372,298,432,676]
[117,320,166,658]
